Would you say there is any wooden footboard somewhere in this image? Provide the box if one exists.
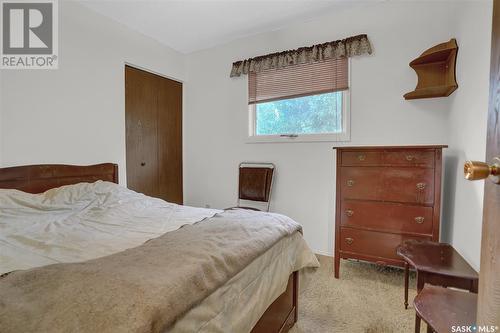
[251,271,298,333]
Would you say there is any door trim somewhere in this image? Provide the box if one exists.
[124,62,184,84]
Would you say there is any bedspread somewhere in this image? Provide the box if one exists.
[0,209,318,333]
[0,181,220,274]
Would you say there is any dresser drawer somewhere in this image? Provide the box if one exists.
[341,151,383,166]
[340,167,434,204]
[340,200,433,235]
[340,227,429,261]
[384,150,435,168]
[380,168,434,204]
[340,167,382,201]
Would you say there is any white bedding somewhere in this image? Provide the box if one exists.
[0,181,221,275]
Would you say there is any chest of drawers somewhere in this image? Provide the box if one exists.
[334,145,446,278]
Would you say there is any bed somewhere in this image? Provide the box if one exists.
[0,163,318,333]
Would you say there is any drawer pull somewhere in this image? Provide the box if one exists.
[414,216,425,224]
[406,155,416,161]
[416,182,426,190]
[345,209,354,217]
[345,237,354,245]
[357,154,366,161]
[347,180,355,187]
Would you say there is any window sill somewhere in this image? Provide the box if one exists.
[246,133,350,144]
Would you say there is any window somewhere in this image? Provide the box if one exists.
[248,58,350,143]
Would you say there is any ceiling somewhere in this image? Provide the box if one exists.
[80,0,361,54]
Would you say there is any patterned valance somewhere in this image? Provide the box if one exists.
[230,34,372,77]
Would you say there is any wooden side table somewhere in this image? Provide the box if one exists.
[414,284,477,333]
[397,240,478,311]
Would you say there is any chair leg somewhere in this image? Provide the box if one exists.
[404,262,409,309]
[415,314,421,333]
[427,324,433,333]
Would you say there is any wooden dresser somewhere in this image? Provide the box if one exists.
[334,145,446,278]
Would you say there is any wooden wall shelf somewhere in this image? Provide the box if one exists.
[404,39,458,100]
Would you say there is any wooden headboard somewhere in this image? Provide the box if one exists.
[0,163,118,193]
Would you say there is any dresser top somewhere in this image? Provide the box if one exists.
[333,144,448,150]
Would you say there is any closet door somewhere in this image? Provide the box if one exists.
[125,66,183,203]
[157,76,183,204]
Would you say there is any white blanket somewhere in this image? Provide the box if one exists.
[0,181,221,275]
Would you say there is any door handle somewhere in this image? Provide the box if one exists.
[464,158,500,184]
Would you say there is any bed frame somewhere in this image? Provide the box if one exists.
[0,163,298,333]
[0,163,118,193]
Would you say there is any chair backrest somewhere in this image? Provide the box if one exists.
[238,162,275,211]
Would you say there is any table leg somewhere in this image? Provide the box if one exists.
[415,314,421,333]
[334,257,340,279]
[404,262,409,309]
[416,271,425,293]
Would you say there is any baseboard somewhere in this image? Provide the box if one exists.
[314,250,333,257]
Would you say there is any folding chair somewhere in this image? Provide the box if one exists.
[232,162,275,212]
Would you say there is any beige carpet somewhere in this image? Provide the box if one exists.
[290,255,425,333]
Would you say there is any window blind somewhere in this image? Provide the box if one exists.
[248,57,348,105]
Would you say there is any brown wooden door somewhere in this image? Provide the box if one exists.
[125,66,183,204]
[157,75,183,204]
[477,0,500,326]
[125,66,159,197]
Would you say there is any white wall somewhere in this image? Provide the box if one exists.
[184,1,462,256]
[184,1,493,261]
[0,0,492,267]
[0,0,186,184]
[441,1,493,270]
[0,69,3,165]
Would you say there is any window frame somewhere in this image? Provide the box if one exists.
[246,59,351,144]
